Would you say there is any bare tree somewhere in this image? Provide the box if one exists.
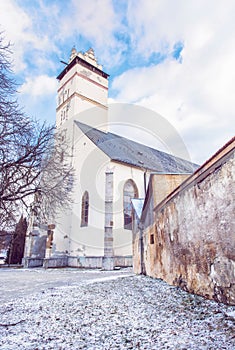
[0,34,74,230]
[27,130,74,224]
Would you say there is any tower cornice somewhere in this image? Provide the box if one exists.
[57,55,109,81]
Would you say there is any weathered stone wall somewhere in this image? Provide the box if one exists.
[132,230,142,274]
[67,256,132,269]
[151,174,190,206]
[22,258,44,268]
[133,173,190,275]
[136,139,235,305]
[23,255,132,269]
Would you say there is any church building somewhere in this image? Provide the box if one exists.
[23,48,197,270]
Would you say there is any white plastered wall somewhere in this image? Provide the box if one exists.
[53,114,110,257]
[53,115,150,258]
[56,63,108,128]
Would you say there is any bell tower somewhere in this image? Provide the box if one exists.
[56,47,109,130]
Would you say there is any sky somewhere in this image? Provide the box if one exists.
[0,0,234,164]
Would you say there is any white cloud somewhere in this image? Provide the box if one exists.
[0,0,31,71]
[0,0,58,73]
[0,0,126,74]
[70,0,119,42]
[0,0,234,163]
[20,75,58,97]
[59,0,126,67]
[111,0,235,163]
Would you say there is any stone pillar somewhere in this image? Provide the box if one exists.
[22,223,48,267]
[103,169,114,270]
[45,224,56,259]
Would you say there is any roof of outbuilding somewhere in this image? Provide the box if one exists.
[75,120,199,173]
[131,198,145,219]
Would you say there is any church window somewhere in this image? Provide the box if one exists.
[81,191,89,227]
[123,179,138,230]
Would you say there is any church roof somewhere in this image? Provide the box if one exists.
[75,121,199,173]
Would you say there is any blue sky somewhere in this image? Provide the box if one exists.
[0,0,234,164]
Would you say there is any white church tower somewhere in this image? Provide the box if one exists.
[53,47,130,270]
[56,47,109,130]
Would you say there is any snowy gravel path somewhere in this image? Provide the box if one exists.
[0,269,235,349]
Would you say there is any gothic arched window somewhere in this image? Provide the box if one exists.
[123,179,138,230]
[81,191,89,227]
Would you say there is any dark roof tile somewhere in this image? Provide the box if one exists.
[75,121,199,173]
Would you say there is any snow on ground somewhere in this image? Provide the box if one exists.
[0,268,235,349]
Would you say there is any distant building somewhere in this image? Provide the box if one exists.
[23,48,197,269]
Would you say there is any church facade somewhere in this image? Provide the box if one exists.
[23,48,197,269]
